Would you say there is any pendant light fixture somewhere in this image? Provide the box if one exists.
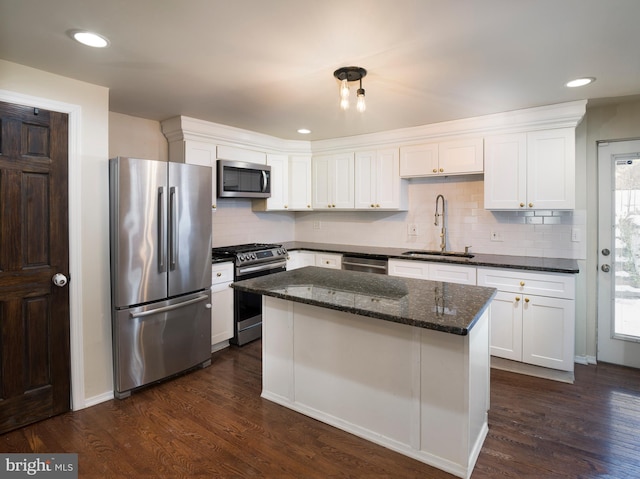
[333,67,367,112]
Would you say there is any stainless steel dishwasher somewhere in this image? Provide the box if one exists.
[341,255,388,274]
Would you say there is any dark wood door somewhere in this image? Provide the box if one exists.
[0,101,70,434]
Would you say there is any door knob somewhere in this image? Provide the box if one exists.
[52,273,68,287]
[601,264,611,273]
[601,248,610,256]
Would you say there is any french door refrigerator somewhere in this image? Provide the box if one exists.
[109,157,212,398]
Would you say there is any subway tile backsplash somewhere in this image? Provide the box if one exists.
[212,177,586,260]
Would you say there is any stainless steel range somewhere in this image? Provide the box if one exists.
[211,243,287,345]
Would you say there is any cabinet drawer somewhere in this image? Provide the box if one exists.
[388,259,429,279]
[429,263,476,285]
[316,253,342,269]
[212,262,234,285]
[477,268,574,299]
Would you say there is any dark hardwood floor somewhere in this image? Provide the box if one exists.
[2,340,639,478]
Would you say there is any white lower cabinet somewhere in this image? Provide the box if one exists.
[286,250,316,270]
[211,262,234,351]
[477,268,575,372]
[287,250,342,270]
[315,252,342,269]
[388,259,476,285]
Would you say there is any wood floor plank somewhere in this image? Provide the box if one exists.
[1,340,639,478]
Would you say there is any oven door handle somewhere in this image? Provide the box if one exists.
[236,260,287,276]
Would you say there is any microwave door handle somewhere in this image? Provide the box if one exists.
[261,170,267,193]
[157,187,166,273]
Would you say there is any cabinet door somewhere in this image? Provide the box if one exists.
[526,128,575,210]
[266,153,289,210]
[332,153,355,209]
[184,140,217,208]
[286,250,316,270]
[376,149,403,209]
[399,143,439,177]
[354,151,376,209]
[289,156,312,210]
[211,281,234,348]
[438,137,484,175]
[522,295,575,371]
[484,133,527,210]
[489,291,523,361]
[312,155,332,209]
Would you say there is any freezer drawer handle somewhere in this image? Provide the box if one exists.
[129,294,209,319]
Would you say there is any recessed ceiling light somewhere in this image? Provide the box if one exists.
[566,77,595,88]
[70,30,110,48]
[297,128,311,134]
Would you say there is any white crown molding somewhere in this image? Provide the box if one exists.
[162,100,587,157]
[161,115,312,155]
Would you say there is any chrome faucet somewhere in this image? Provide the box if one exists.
[434,194,446,252]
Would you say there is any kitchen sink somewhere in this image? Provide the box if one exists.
[401,250,475,259]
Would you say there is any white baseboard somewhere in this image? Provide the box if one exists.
[574,355,597,365]
[82,391,115,409]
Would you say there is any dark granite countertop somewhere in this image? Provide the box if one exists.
[281,241,579,274]
[231,266,497,336]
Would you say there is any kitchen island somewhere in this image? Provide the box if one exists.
[231,267,497,479]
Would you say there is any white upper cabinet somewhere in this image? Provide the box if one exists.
[312,153,354,210]
[399,137,483,177]
[169,139,217,209]
[288,156,312,210]
[216,145,266,164]
[354,149,407,210]
[254,154,312,212]
[484,128,575,210]
[265,153,289,210]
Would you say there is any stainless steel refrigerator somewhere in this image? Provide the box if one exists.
[109,157,212,399]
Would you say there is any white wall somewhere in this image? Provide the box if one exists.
[0,59,111,403]
[109,111,168,162]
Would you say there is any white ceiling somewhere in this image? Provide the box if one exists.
[1,0,639,140]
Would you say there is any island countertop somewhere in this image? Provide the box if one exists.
[230,266,497,336]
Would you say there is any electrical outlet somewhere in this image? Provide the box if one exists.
[313,221,321,230]
[490,230,503,242]
[571,227,581,242]
[408,224,418,236]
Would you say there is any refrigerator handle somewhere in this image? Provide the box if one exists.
[169,186,178,270]
[129,294,210,319]
[158,187,166,272]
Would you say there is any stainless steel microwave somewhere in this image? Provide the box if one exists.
[217,160,271,198]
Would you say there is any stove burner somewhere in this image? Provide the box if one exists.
[211,243,287,266]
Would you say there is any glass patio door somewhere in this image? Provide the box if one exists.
[597,140,640,367]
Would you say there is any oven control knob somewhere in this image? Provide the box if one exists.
[251,253,256,259]
[239,254,245,261]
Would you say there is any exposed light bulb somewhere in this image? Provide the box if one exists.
[340,97,350,110]
[340,79,350,99]
[356,88,366,112]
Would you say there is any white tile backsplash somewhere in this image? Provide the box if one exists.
[211,177,586,259]
[294,176,587,259]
